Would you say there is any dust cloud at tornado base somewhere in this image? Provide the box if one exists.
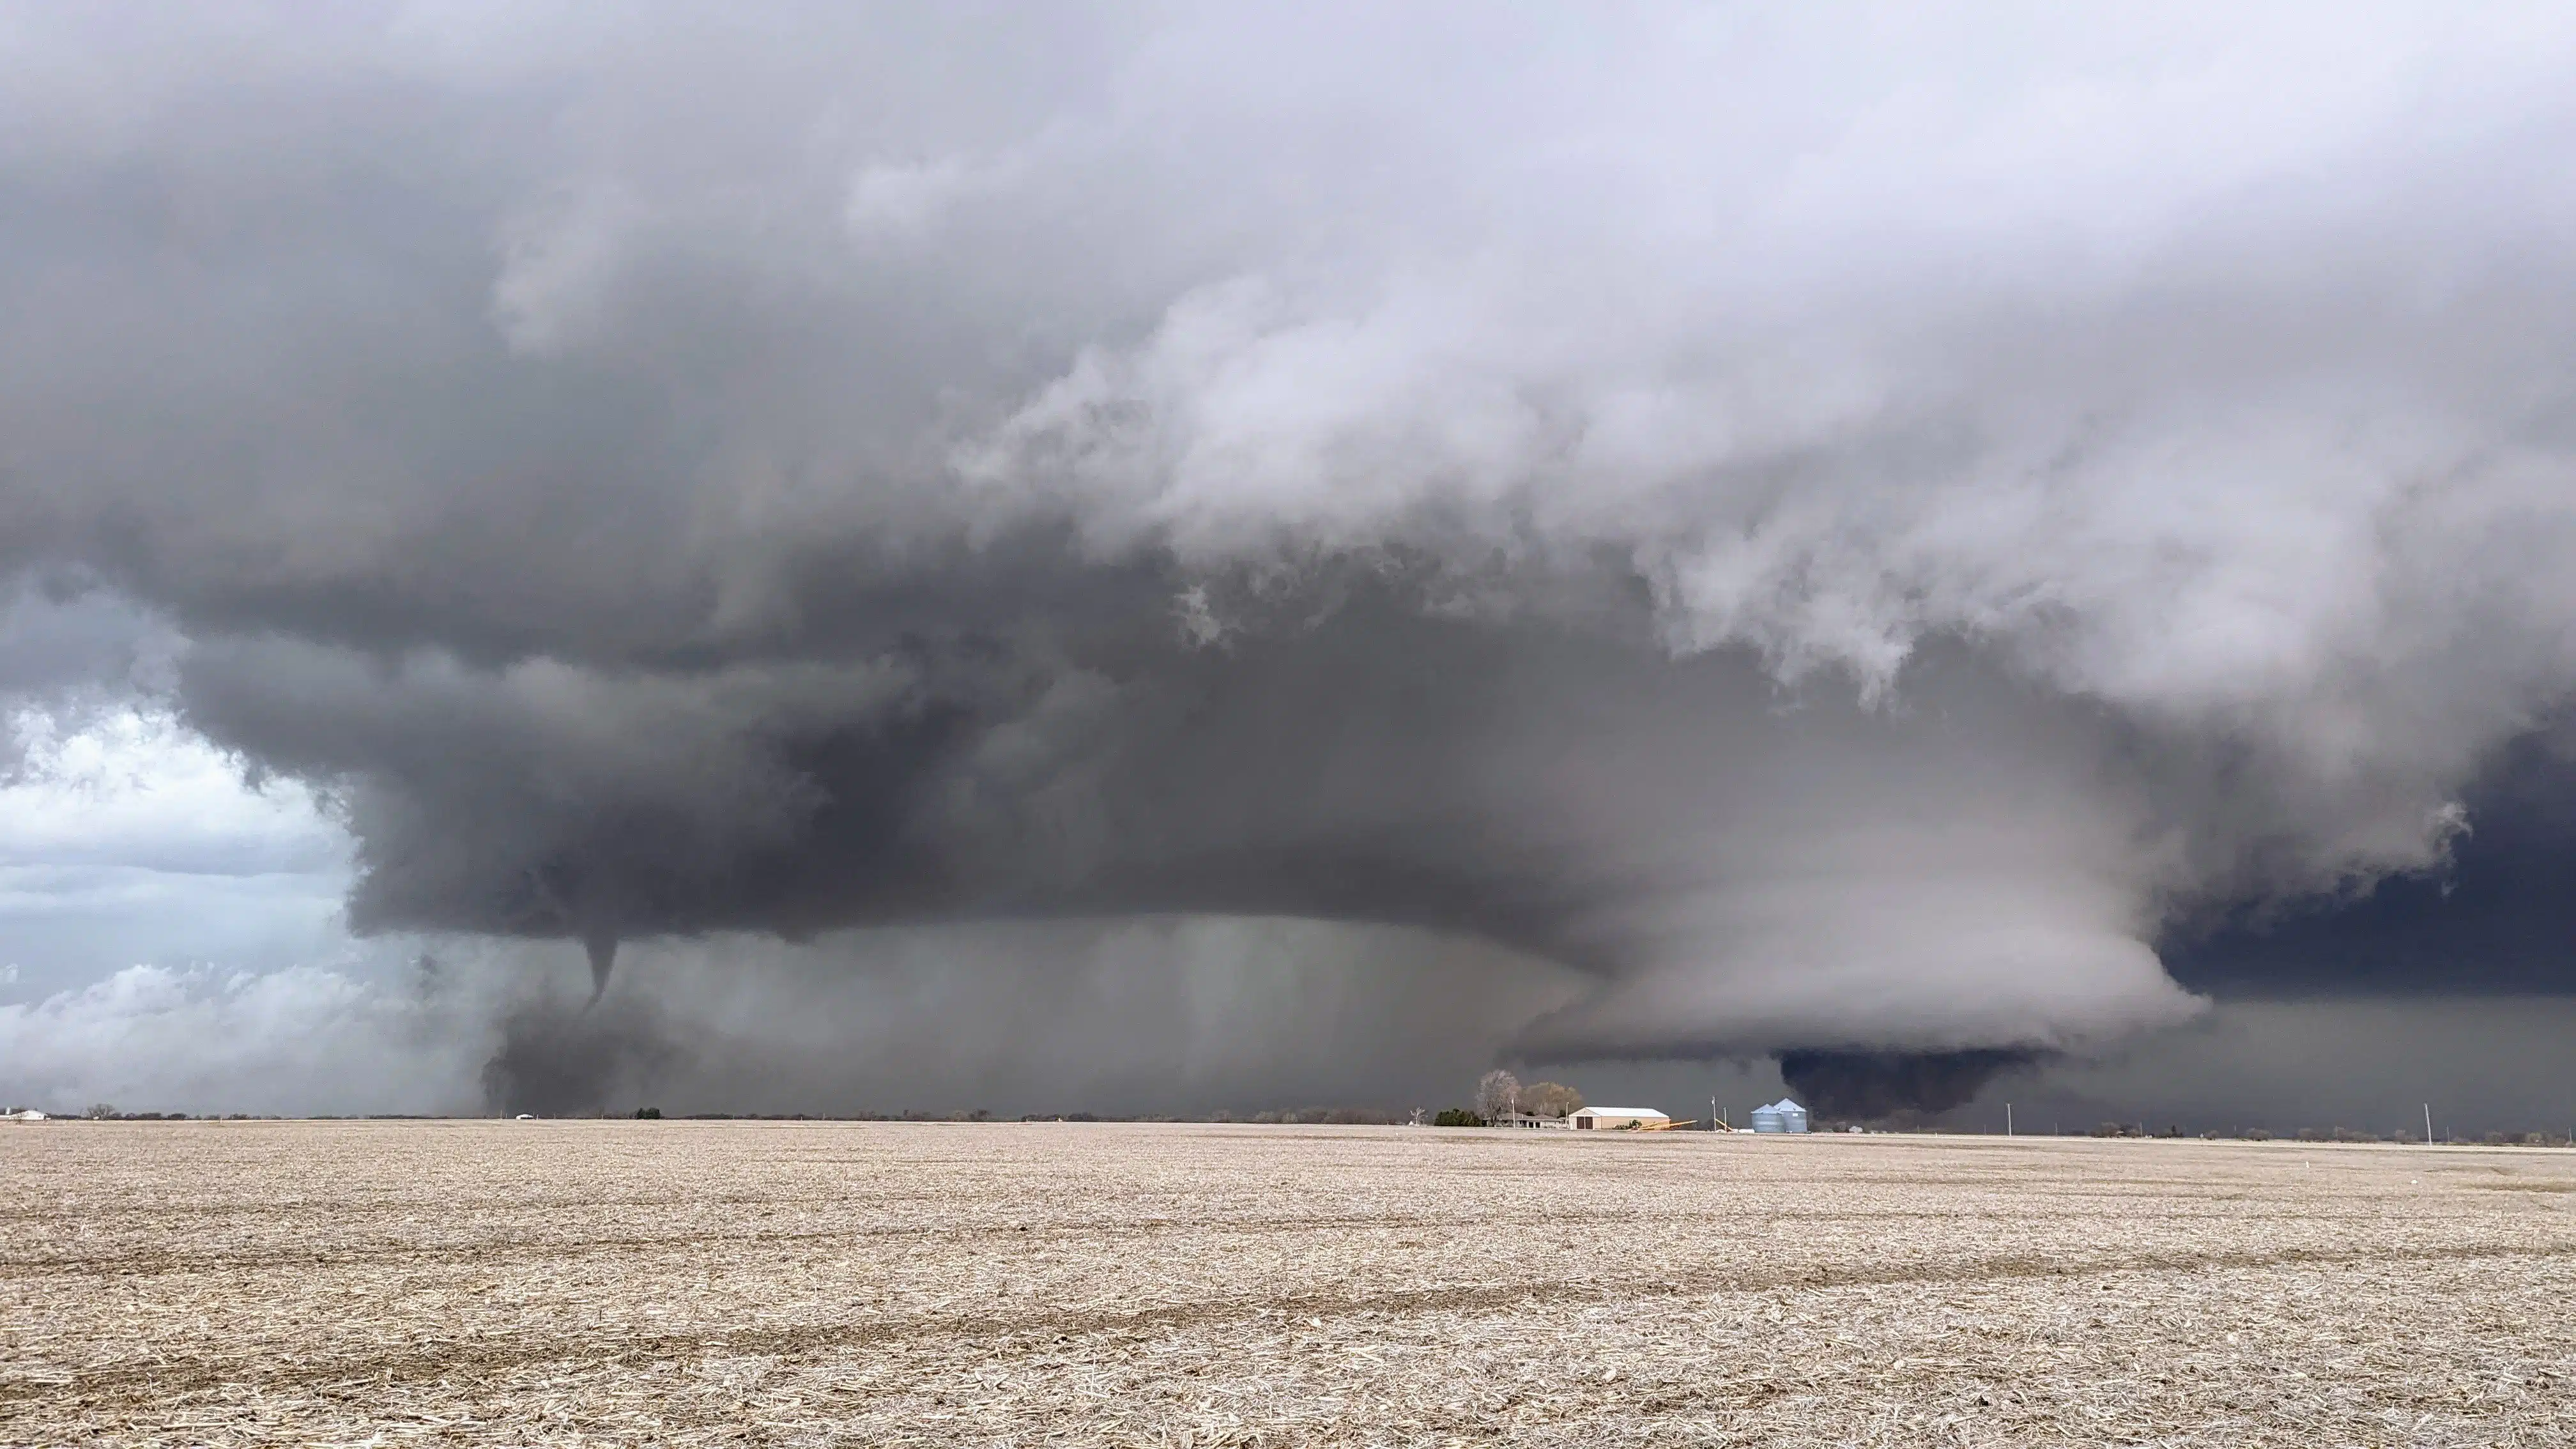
[5,7,2576,1111]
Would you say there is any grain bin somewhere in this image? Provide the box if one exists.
[1751,1098,1810,1134]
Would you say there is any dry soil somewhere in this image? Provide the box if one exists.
[4,1120,2573,1446]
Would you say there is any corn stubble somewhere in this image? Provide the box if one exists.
[6,1120,2572,1445]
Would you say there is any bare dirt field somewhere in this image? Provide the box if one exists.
[4,1121,2573,1446]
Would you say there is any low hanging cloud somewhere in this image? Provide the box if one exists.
[0,962,473,1117]
[13,944,2574,1137]
[5,5,2576,1105]
[0,923,1588,1119]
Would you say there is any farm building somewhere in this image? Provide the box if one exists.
[3,1110,47,1122]
[1751,1099,1810,1134]
[1570,1107,1669,1130]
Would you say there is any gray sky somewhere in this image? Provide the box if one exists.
[4,3,2576,1123]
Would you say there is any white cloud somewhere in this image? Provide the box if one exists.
[0,709,352,993]
[847,155,981,238]
[0,708,344,874]
[0,962,479,1116]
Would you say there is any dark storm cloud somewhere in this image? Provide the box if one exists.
[7,4,2576,1106]
[1778,1049,2050,1123]
[2168,724,2576,997]
[0,583,177,778]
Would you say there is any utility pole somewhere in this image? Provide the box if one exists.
[2425,1103,2434,1146]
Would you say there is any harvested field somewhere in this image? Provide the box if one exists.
[6,1121,2574,1446]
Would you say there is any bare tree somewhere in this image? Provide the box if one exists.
[1475,1070,1522,1124]
[1520,1081,1584,1119]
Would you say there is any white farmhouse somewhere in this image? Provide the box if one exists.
[1568,1107,1669,1130]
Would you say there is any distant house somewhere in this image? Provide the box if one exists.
[3,1110,47,1123]
[1570,1107,1669,1130]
